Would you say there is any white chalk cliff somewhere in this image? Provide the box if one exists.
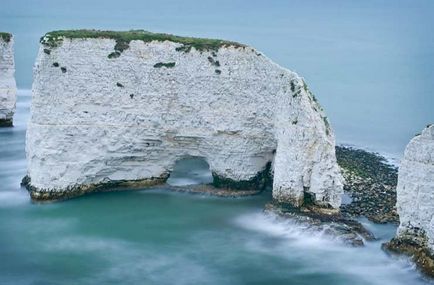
[26,30,343,208]
[396,124,434,248]
[0,33,16,127]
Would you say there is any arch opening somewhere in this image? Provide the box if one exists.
[166,157,213,187]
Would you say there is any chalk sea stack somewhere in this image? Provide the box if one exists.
[0,32,16,127]
[384,124,434,276]
[24,30,343,210]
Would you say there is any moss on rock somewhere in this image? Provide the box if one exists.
[40,30,245,55]
[0,32,12,42]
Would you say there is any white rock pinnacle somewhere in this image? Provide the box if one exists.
[0,33,16,127]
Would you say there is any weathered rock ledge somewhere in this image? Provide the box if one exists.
[0,32,16,127]
[21,174,169,201]
[22,173,263,202]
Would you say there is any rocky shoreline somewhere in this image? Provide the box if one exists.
[336,146,399,224]
[260,146,401,248]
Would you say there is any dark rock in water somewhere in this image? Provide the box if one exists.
[22,173,262,202]
[383,235,434,277]
[265,202,375,247]
[336,146,399,224]
[21,174,169,202]
[0,118,13,127]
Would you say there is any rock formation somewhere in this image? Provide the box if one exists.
[0,32,16,127]
[25,30,343,208]
[384,124,434,276]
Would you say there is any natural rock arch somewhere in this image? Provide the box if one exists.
[24,30,343,209]
[166,156,213,186]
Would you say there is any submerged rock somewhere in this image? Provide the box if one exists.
[25,29,343,209]
[0,32,16,127]
[383,235,434,277]
[265,202,375,246]
[384,124,434,277]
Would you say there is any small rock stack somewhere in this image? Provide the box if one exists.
[0,32,16,127]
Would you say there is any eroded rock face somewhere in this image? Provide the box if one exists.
[26,30,343,208]
[384,124,434,276]
[0,33,16,127]
[396,125,434,244]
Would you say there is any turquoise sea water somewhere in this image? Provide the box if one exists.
[0,91,432,285]
[1,1,434,284]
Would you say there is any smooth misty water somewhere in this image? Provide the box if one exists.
[1,1,434,284]
[0,91,432,285]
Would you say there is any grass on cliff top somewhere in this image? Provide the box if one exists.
[0,32,12,42]
[40,29,245,52]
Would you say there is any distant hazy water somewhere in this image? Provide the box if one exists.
[1,0,433,156]
[0,91,431,285]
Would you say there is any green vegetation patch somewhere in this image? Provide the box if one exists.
[40,30,245,56]
[153,62,176,68]
[0,32,12,43]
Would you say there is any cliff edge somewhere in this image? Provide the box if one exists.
[25,30,343,209]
